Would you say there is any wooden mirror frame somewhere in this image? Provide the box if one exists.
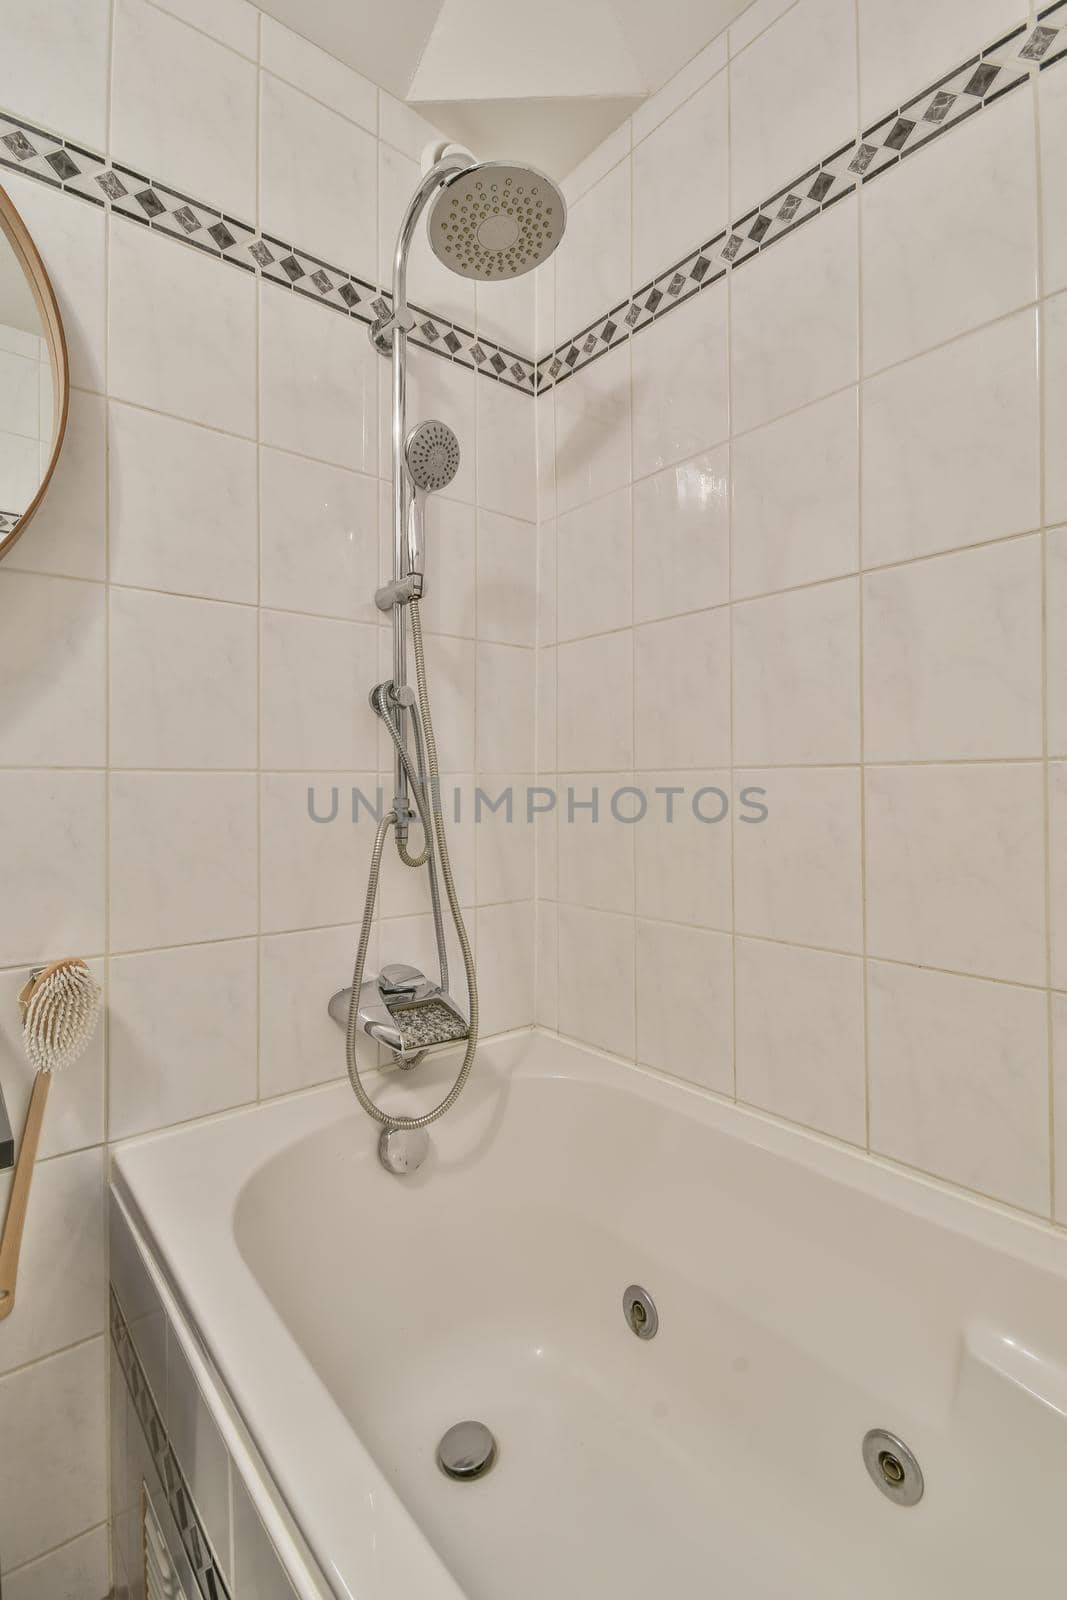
[0,182,70,563]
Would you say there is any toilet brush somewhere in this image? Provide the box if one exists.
[0,958,102,1320]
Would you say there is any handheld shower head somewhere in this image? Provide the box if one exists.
[404,419,460,583]
[406,418,460,493]
[427,161,567,281]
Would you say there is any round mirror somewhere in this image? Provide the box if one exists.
[0,183,69,562]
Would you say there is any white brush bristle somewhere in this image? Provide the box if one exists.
[22,959,102,1074]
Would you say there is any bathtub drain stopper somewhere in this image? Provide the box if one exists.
[862,1429,924,1507]
[623,1285,659,1340]
[437,1420,497,1481]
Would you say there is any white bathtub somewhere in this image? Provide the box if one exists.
[111,1028,1067,1599]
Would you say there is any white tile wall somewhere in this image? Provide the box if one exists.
[4,0,1067,1588]
[0,0,542,1575]
[535,0,1066,1239]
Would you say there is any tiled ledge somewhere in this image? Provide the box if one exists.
[1,2,1064,400]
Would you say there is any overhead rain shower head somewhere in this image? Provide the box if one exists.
[427,161,567,281]
[406,419,460,493]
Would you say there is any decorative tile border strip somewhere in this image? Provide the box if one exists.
[0,511,21,537]
[110,1287,231,1600]
[0,4,1063,402]
[0,111,536,396]
[539,5,1067,390]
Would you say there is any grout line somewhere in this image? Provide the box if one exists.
[854,0,872,1157]
[1033,51,1057,1218]
[0,1519,112,1581]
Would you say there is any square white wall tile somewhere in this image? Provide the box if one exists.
[557,904,635,1057]
[729,0,857,217]
[0,571,105,766]
[0,1147,105,1377]
[109,772,257,950]
[476,901,535,1036]
[730,0,798,56]
[868,960,1050,1213]
[557,487,632,642]
[110,588,258,769]
[632,33,728,145]
[633,73,729,290]
[536,901,559,1028]
[1046,293,1067,528]
[109,403,258,603]
[731,387,858,599]
[476,383,536,522]
[1,174,106,397]
[557,632,633,770]
[419,496,476,639]
[0,1337,107,1572]
[261,17,377,130]
[636,919,733,1091]
[736,938,866,1145]
[861,309,1040,566]
[0,0,110,151]
[732,578,860,765]
[634,770,733,930]
[634,446,729,622]
[863,536,1043,762]
[731,197,858,435]
[260,924,363,1097]
[861,90,1038,374]
[477,511,537,646]
[0,961,105,1158]
[1050,531,1067,759]
[379,93,437,161]
[112,0,258,221]
[3,1524,110,1600]
[555,161,631,339]
[564,122,634,210]
[557,772,635,914]
[865,763,1046,986]
[632,284,729,478]
[1041,64,1067,295]
[151,0,258,55]
[734,766,862,951]
[476,644,536,770]
[476,273,536,356]
[261,450,378,622]
[555,342,631,514]
[260,73,379,281]
[0,772,105,968]
[13,387,106,580]
[635,608,731,769]
[261,610,379,770]
[475,774,535,906]
[1052,763,1067,992]
[260,772,378,933]
[109,940,257,1137]
[110,221,257,438]
[260,286,377,472]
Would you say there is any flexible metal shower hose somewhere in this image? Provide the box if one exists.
[344,599,479,1129]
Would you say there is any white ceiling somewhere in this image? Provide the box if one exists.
[256,0,755,178]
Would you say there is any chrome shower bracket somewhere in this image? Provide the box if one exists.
[369,306,416,356]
